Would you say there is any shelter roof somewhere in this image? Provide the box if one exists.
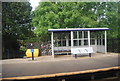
[48,28,109,32]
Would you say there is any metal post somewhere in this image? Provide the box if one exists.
[77,31,79,46]
[66,35,69,47]
[30,43,34,60]
[95,39,97,46]
[88,31,90,47]
[51,32,54,58]
[71,31,73,56]
[89,53,91,57]
[32,52,34,60]
[101,35,103,45]
[95,37,97,53]
[82,31,84,46]
[66,35,69,55]
[71,31,73,47]
[105,30,107,54]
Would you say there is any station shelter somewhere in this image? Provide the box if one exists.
[48,28,109,58]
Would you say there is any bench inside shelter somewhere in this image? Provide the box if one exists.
[71,47,94,58]
[54,47,71,55]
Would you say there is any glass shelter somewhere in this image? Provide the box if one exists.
[48,28,109,58]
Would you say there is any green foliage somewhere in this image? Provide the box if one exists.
[118,2,120,38]
[24,37,41,43]
[2,2,33,58]
[32,2,119,41]
[2,2,33,40]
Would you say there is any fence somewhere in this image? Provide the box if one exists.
[107,38,120,53]
[26,38,120,56]
[2,38,119,59]
[2,49,25,59]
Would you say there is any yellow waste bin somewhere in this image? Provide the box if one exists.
[26,49,39,57]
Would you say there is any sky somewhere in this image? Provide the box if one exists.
[29,0,41,11]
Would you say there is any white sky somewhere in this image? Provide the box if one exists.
[29,0,41,11]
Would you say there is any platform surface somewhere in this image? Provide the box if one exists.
[1,53,119,79]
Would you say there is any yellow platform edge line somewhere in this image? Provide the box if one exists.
[1,66,120,81]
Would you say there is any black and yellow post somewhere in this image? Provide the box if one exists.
[31,49,34,60]
[30,43,34,60]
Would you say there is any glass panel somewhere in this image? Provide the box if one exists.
[79,40,81,46]
[103,39,105,45]
[58,35,61,39]
[68,33,71,39]
[79,31,82,38]
[84,31,88,38]
[90,39,95,45]
[100,39,101,45]
[61,34,66,39]
[73,31,77,39]
[97,39,101,45]
[63,40,66,46]
[74,40,77,46]
[97,39,99,45]
[84,40,88,45]
[91,32,95,38]
[54,41,57,47]
[69,40,71,46]
[58,41,61,46]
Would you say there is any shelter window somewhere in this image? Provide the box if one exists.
[63,40,66,46]
[79,40,81,46]
[73,31,77,39]
[96,31,105,45]
[84,31,88,38]
[90,31,96,45]
[84,40,88,45]
[73,40,78,46]
[91,39,95,45]
[79,31,82,38]
[69,40,71,46]
[73,31,89,46]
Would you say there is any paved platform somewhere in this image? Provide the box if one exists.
[2,53,118,64]
[1,53,120,79]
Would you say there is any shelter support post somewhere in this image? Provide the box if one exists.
[51,32,54,58]
[66,35,69,55]
[71,31,73,56]
[105,30,107,54]
[81,31,84,46]
[95,36,97,52]
[101,35,103,45]
[88,31,90,47]
[95,39,97,46]
[71,31,73,47]
[66,35,69,47]
[77,31,79,46]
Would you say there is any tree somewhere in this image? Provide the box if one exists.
[2,2,32,58]
[96,2,119,38]
[32,2,99,41]
[117,1,120,38]
[32,2,119,41]
[2,2,33,40]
